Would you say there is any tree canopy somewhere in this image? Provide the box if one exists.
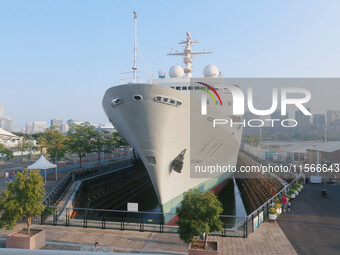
[42,127,67,163]
[0,144,13,160]
[66,122,97,167]
[176,189,223,249]
[0,169,45,234]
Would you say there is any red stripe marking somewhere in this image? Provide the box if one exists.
[197,82,223,106]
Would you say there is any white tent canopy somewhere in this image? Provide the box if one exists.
[27,155,57,170]
[27,155,57,183]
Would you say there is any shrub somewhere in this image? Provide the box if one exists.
[268,208,277,214]
[274,203,281,209]
[44,207,56,216]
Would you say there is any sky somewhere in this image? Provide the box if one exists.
[1,0,340,130]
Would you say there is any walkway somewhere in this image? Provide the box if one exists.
[0,221,296,254]
[278,182,340,255]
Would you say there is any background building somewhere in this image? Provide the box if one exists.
[26,122,33,134]
[326,110,340,125]
[50,118,63,128]
[0,103,14,132]
[50,118,63,132]
[0,116,14,132]
[33,121,47,133]
[0,103,4,118]
[60,124,69,133]
[26,121,47,134]
[313,114,326,126]
[295,107,311,128]
[307,141,340,165]
[67,119,79,125]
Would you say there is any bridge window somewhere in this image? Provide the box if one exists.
[176,87,181,90]
[182,86,187,90]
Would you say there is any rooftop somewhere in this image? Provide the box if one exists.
[307,141,340,153]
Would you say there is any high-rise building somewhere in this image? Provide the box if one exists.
[0,103,14,132]
[50,118,63,128]
[295,108,311,127]
[26,121,47,134]
[326,110,340,125]
[67,119,79,125]
[60,124,69,133]
[0,103,4,118]
[32,121,47,133]
[313,114,326,126]
[0,116,14,132]
[26,122,33,134]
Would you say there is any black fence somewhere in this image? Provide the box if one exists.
[40,206,247,237]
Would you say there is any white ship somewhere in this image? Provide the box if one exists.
[102,13,242,223]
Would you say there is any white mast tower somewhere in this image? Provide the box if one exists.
[167,31,212,77]
[132,11,138,83]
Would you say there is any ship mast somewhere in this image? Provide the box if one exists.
[167,31,212,77]
[132,11,138,83]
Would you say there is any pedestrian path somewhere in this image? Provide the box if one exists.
[0,221,297,254]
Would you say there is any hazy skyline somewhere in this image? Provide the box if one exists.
[1,0,340,130]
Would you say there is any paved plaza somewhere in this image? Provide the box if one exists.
[0,220,296,254]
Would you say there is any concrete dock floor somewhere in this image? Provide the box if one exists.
[278,182,340,255]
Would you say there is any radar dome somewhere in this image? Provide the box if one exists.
[203,65,219,78]
[169,65,184,78]
[158,70,166,78]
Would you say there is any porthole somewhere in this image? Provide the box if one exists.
[133,95,143,101]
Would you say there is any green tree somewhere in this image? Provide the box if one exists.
[36,135,46,154]
[111,132,129,148]
[0,169,45,235]
[91,129,112,163]
[43,127,67,163]
[26,141,38,159]
[66,122,96,167]
[0,144,13,160]
[15,138,33,162]
[176,189,223,249]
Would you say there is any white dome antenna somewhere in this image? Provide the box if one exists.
[203,65,219,78]
[158,70,166,78]
[169,65,184,78]
[167,32,212,77]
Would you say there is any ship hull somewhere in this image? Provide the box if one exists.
[102,83,242,221]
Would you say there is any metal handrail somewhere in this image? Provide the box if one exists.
[41,158,134,205]
[246,177,298,218]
